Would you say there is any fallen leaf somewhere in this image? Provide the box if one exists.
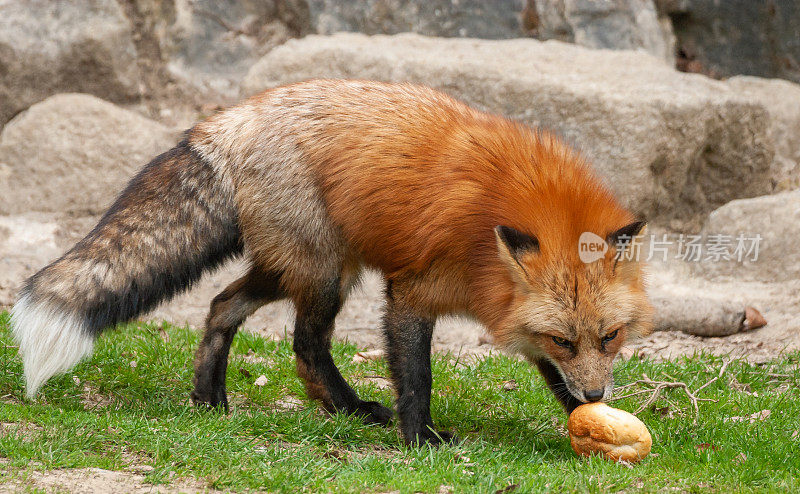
[695,443,718,452]
[129,360,137,368]
[791,430,798,439]
[323,449,346,461]
[733,452,747,464]
[352,349,385,363]
[728,376,756,395]
[724,409,770,423]
[239,367,251,378]
[72,376,81,386]
[502,380,518,391]
[254,375,268,386]
[773,383,790,394]
[495,484,519,494]
[274,396,303,410]
[654,405,674,419]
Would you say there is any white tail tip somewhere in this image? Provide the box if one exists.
[10,294,95,398]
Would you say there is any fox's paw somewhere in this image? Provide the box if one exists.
[353,400,394,426]
[191,388,229,413]
[404,427,459,447]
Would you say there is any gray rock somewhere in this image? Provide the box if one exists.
[696,190,800,283]
[307,0,675,64]
[534,0,676,63]
[141,0,311,98]
[0,94,179,216]
[0,0,141,127]
[658,0,800,83]
[309,0,527,39]
[726,76,800,192]
[243,33,776,225]
[0,0,312,118]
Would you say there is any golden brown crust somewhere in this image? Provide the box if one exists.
[567,403,652,462]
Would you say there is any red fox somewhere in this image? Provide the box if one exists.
[11,79,652,445]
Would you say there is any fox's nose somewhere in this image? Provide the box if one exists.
[584,389,604,402]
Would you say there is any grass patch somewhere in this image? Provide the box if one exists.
[0,311,798,492]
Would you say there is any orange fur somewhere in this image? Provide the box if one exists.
[192,80,653,402]
[283,82,645,330]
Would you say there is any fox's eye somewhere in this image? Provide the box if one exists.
[602,329,620,345]
[551,336,573,349]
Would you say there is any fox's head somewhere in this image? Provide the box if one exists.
[492,222,653,412]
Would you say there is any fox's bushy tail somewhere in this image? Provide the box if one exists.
[11,139,242,397]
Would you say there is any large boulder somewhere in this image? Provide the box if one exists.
[307,0,675,63]
[0,94,180,216]
[131,0,311,98]
[0,0,312,126]
[694,190,800,283]
[533,0,675,63]
[726,76,800,191]
[0,0,141,127]
[243,33,776,226]
[658,0,800,83]
[309,0,527,39]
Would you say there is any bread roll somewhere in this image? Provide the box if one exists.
[567,402,652,462]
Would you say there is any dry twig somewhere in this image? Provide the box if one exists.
[609,359,730,424]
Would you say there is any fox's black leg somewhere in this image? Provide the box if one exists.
[292,277,393,425]
[536,359,583,413]
[192,268,284,411]
[383,283,454,446]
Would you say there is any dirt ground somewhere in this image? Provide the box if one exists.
[1,212,799,364]
[0,464,218,493]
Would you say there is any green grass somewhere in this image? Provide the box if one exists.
[0,311,798,493]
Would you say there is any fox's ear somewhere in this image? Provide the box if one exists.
[607,220,646,259]
[495,225,539,281]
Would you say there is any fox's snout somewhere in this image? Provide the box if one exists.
[583,388,606,402]
[562,371,614,404]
